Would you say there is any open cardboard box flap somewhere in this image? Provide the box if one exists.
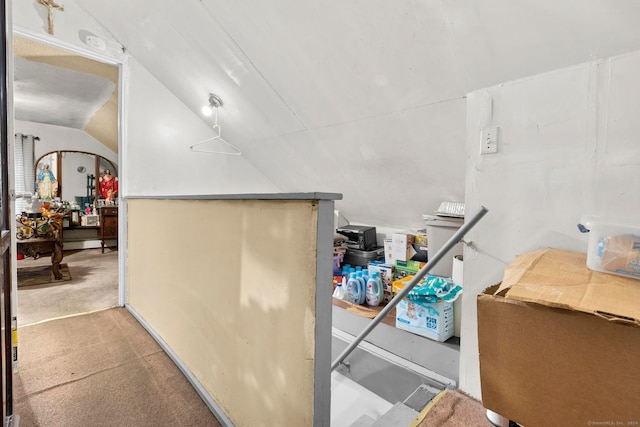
[479,248,640,426]
[496,248,640,323]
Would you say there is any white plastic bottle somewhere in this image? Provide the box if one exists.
[345,272,360,304]
[366,271,383,307]
[356,271,367,304]
[333,281,345,300]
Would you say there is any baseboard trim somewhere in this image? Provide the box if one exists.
[125,305,235,427]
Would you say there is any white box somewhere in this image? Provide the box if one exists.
[383,238,393,264]
[395,299,454,342]
[391,233,415,262]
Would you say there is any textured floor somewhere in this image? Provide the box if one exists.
[414,389,489,427]
[17,248,119,326]
[14,307,222,427]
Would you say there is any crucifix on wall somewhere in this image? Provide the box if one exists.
[37,0,64,35]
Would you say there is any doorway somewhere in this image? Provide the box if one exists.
[12,32,122,327]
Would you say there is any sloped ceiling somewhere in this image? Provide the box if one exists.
[13,35,119,153]
[73,0,640,225]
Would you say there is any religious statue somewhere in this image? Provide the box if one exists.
[37,0,64,35]
[99,169,118,202]
[37,164,58,200]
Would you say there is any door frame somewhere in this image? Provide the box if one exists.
[9,27,127,320]
[2,0,14,420]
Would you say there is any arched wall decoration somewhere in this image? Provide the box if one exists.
[35,150,117,206]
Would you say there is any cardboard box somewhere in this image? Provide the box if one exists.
[367,262,395,303]
[478,248,640,427]
[394,260,426,280]
[391,233,415,262]
[383,238,394,264]
[409,242,428,262]
[396,299,453,342]
[393,274,459,342]
[414,231,428,246]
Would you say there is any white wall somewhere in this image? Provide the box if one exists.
[123,58,279,196]
[13,0,279,197]
[59,152,95,203]
[460,50,640,399]
[12,0,124,60]
[15,120,117,164]
[245,98,467,229]
[15,121,117,203]
[70,1,640,231]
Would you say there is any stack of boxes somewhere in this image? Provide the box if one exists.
[384,230,461,342]
[335,208,464,343]
[384,232,429,265]
[387,231,457,342]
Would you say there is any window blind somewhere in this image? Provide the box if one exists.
[14,133,36,214]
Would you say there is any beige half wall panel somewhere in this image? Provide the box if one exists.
[127,195,338,426]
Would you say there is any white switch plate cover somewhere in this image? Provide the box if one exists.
[481,126,498,154]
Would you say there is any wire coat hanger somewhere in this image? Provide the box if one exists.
[190,103,242,155]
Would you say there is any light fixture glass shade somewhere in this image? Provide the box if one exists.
[202,105,213,116]
[202,93,223,117]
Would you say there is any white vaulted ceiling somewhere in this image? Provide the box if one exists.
[73,0,640,131]
[14,56,113,129]
[33,0,640,225]
[13,35,120,153]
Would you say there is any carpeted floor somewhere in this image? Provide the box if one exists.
[17,263,72,287]
[413,389,490,427]
[14,307,222,427]
[17,248,119,326]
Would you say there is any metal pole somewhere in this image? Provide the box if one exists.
[331,206,489,371]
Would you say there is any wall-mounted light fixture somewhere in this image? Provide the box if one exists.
[202,93,224,116]
[191,93,241,155]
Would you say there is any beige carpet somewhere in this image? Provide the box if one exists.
[17,248,118,326]
[17,263,72,287]
[413,389,490,427]
[14,307,222,427]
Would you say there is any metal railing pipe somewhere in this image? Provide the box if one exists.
[331,206,489,371]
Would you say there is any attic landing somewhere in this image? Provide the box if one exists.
[37,0,64,35]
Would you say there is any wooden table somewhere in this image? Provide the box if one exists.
[17,237,64,280]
